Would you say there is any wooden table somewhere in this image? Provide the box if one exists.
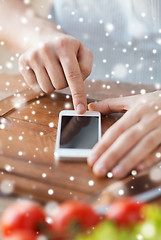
[0,73,161,212]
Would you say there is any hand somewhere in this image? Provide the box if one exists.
[18,32,93,114]
[88,91,161,178]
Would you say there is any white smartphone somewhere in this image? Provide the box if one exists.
[54,110,101,161]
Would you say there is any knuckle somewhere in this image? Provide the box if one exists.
[128,129,139,141]
[24,77,37,89]
[24,75,37,88]
[135,103,147,116]
[39,43,50,55]
[137,122,145,133]
[18,55,25,66]
[88,50,93,59]
[146,102,154,112]
[115,124,125,135]
[147,113,160,125]
[54,81,67,90]
[55,37,69,50]
[28,81,36,88]
[123,154,135,167]
[18,56,32,76]
[67,71,81,81]
[153,112,161,122]
[108,150,119,160]
[87,50,93,63]
[81,65,92,78]
[28,51,38,63]
[55,36,80,56]
[137,101,154,115]
[72,91,84,99]
[145,135,155,147]
[97,140,107,152]
[119,164,129,177]
[41,86,54,94]
[18,55,26,71]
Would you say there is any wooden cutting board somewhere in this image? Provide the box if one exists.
[0,74,160,204]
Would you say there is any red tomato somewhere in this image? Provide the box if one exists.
[1,200,47,237]
[106,198,145,226]
[3,230,36,240]
[51,200,100,236]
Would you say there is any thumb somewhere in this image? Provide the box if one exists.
[88,97,132,114]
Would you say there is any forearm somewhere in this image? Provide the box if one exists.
[1,0,91,114]
[0,0,61,53]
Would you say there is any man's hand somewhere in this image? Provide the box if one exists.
[88,91,161,178]
[19,33,93,114]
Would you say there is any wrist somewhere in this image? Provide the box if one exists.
[20,16,63,51]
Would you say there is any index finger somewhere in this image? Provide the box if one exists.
[60,54,87,114]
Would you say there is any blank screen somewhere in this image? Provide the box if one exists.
[60,116,98,149]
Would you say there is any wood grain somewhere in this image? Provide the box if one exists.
[0,73,160,206]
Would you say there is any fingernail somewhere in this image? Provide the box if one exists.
[93,162,107,176]
[76,103,85,114]
[88,103,94,110]
[88,102,98,111]
[88,154,98,166]
[112,165,124,177]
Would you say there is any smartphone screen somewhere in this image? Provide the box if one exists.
[60,116,98,149]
